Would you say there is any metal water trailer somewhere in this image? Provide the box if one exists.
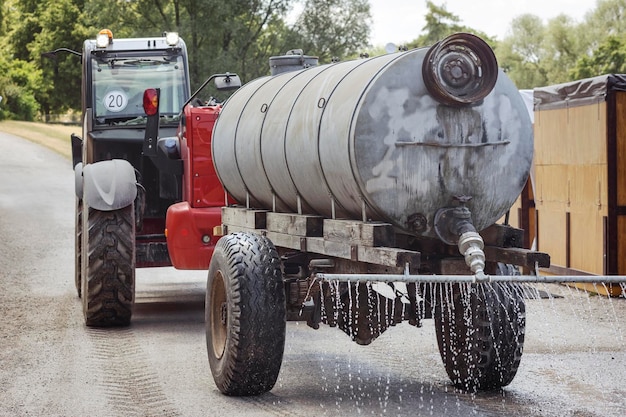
[203,34,625,398]
[212,34,533,241]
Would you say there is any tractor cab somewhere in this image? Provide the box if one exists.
[75,30,191,264]
[86,30,188,128]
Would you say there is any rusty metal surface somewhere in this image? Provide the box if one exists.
[422,33,498,106]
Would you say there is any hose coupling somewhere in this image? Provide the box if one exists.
[458,231,486,275]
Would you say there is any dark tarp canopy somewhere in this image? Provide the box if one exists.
[534,74,626,110]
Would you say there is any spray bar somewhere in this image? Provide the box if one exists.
[313,272,626,285]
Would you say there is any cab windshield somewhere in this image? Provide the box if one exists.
[92,54,187,126]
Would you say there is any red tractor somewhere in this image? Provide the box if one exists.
[153,73,240,270]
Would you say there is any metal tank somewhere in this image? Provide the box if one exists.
[212,33,533,241]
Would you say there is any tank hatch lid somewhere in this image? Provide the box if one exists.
[269,49,318,76]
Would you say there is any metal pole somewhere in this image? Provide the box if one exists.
[314,273,626,285]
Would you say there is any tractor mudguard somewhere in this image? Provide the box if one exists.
[70,133,82,168]
[74,162,84,199]
[80,159,138,211]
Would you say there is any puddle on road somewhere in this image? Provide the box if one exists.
[277,281,625,417]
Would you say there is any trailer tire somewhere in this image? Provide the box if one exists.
[206,232,286,396]
[81,204,135,327]
[75,198,82,298]
[434,271,525,391]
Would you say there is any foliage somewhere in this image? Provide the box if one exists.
[0,0,87,117]
[31,0,89,113]
[92,0,297,84]
[403,0,626,89]
[569,0,626,79]
[578,0,626,52]
[0,58,42,120]
[571,36,626,79]
[407,1,495,50]
[4,0,626,118]
[496,11,597,88]
[0,0,371,118]
[495,14,551,88]
[498,0,626,88]
[289,0,371,63]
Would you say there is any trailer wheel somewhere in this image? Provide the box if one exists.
[434,268,525,391]
[81,204,135,327]
[206,232,286,396]
[75,198,82,298]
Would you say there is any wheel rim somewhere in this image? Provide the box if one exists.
[210,271,227,359]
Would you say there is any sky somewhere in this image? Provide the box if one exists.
[369,0,597,46]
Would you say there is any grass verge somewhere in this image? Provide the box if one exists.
[0,120,77,160]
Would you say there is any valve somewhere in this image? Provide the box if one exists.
[458,231,486,276]
[434,196,487,276]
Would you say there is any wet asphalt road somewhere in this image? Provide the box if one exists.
[1,131,625,417]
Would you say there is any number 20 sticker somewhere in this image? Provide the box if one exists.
[103,90,128,112]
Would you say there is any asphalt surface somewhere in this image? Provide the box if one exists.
[1,131,625,416]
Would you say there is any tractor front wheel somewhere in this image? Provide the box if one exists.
[81,204,135,327]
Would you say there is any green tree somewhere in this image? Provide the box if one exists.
[0,0,374,118]
[570,0,626,79]
[79,0,369,82]
[289,0,371,63]
[496,14,550,88]
[542,14,582,84]
[31,0,88,114]
[0,0,6,36]
[0,1,45,119]
[571,36,626,79]
[579,0,626,52]
[80,0,140,37]
[213,0,294,81]
[496,0,626,88]
[407,1,494,49]
[0,0,88,117]
[82,0,296,85]
[6,0,41,62]
[0,57,42,120]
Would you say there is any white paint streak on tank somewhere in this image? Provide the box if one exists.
[212,36,533,239]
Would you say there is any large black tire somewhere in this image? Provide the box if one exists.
[75,198,82,298]
[206,232,286,396]
[81,204,135,327]
[434,271,525,391]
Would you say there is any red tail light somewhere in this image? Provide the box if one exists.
[143,88,159,116]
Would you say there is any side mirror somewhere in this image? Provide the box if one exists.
[214,74,242,91]
[182,72,242,111]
